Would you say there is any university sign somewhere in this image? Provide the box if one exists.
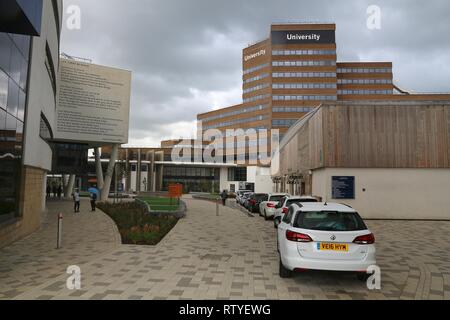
[244,49,266,62]
[271,30,336,44]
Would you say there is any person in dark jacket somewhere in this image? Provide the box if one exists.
[57,185,62,199]
[220,190,228,206]
[90,192,97,212]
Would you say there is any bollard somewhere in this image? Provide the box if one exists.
[216,198,220,216]
[57,213,63,249]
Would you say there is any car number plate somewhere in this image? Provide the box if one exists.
[317,243,349,252]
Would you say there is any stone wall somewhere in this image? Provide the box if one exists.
[0,166,45,248]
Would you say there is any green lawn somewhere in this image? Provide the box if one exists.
[138,197,181,212]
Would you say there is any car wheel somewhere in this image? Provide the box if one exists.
[279,258,292,278]
[356,272,370,282]
[264,211,269,221]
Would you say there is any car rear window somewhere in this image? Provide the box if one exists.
[286,199,317,207]
[294,211,368,232]
[254,194,268,201]
[269,195,284,203]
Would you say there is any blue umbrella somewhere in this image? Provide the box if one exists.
[88,187,99,197]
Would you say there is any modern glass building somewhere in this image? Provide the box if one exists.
[0,0,63,247]
[0,32,30,224]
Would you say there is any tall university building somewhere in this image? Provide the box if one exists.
[197,23,449,156]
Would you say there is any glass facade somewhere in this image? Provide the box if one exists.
[0,32,30,223]
[163,166,220,193]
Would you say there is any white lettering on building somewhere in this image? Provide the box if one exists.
[244,49,266,62]
[286,33,321,42]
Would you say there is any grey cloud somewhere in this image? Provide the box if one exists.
[61,0,450,146]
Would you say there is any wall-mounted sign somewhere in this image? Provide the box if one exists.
[244,49,266,62]
[56,58,131,145]
[271,30,336,45]
[332,176,355,199]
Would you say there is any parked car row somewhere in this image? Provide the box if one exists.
[234,192,377,280]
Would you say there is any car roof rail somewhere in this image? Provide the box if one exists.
[340,203,353,208]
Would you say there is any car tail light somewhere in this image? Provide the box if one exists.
[282,207,288,214]
[353,233,375,245]
[250,199,256,205]
[286,230,313,243]
[267,203,276,208]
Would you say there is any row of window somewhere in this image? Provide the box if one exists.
[243,63,270,75]
[0,70,26,122]
[273,95,337,101]
[200,104,269,123]
[243,94,271,104]
[243,83,270,94]
[203,115,268,130]
[337,68,392,74]
[243,73,270,84]
[273,83,337,89]
[273,72,337,78]
[338,89,393,95]
[224,138,268,148]
[272,119,299,127]
[272,49,336,56]
[272,107,315,113]
[337,78,393,84]
[164,166,218,178]
[273,60,336,67]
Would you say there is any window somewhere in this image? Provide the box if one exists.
[243,63,270,75]
[0,32,30,223]
[228,167,247,182]
[282,207,295,224]
[294,211,368,232]
[39,113,53,140]
[273,60,336,67]
[45,43,57,96]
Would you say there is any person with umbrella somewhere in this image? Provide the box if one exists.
[88,186,99,212]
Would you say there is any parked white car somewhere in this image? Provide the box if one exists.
[273,196,318,228]
[259,193,290,220]
[277,202,376,280]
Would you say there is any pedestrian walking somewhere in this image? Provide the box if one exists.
[52,185,57,198]
[72,189,81,213]
[220,190,228,206]
[57,185,62,200]
[90,192,97,212]
[46,185,51,199]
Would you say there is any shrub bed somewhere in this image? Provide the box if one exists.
[97,202,179,245]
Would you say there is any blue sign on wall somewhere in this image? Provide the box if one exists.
[332,176,355,199]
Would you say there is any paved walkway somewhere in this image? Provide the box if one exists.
[1,198,450,300]
[0,199,121,299]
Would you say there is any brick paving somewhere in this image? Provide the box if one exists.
[1,198,450,300]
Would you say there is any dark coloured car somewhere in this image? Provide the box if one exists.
[246,193,269,213]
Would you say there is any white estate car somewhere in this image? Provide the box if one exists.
[273,196,319,228]
[277,203,376,280]
[259,193,290,220]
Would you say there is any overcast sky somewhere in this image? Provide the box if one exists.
[61,0,450,147]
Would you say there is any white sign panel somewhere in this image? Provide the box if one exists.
[56,58,132,144]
